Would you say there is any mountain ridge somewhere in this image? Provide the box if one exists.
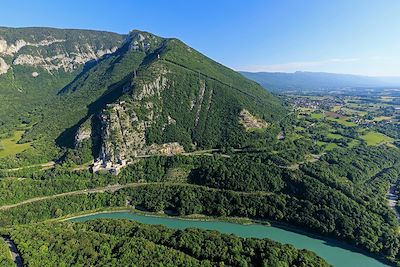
[0,27,286,167]
[240,70,400,93]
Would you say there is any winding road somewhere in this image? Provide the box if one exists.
[0,182,144,211]
[0,182,272,211]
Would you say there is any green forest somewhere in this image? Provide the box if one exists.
[0,27,399,267]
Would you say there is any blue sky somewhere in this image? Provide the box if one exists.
[1,0,400,76]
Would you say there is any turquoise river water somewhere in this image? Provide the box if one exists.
[70,211,388,267]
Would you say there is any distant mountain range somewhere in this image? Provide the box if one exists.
[240,71,400,94]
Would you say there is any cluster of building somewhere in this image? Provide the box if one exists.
[288,96,344,111]
[91,159,130,175]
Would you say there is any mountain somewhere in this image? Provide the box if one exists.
[0,27,125,135]
[240,71,400,94]
[0,28,286,166]
[1,27,400,266]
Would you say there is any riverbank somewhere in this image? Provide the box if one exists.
[65,208,391,267]
[59,206,259,226]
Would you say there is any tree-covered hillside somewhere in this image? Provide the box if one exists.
[0,219,330,266]
[0,27,399,267]
[0,29,286,167]
[0,27,125,139]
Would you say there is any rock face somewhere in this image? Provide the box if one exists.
[0,28,124,75]
[239,109,268,131]
[12,49,117,73]
[98,67,174,163]
[0,57,9,74]
[74,123,92,147]
[99,102,146,162]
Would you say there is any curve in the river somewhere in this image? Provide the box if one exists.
[70,211,389,267]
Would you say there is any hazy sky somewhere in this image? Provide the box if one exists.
[1,0,400,76]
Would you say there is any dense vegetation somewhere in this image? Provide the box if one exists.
[0,238,13,266]
[1,219,329,266]
[1,27,399,267]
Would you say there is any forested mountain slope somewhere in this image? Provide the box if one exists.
[0,29,286,167]
[0,27,124,135]
[0,27,399,266]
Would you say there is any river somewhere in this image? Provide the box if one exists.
[70,211,388,267]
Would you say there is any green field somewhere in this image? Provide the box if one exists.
[340,107,367,117]
[310,113,324,119]
[347,139,360,148]
[371,116,393,122]
[326,117,357,127]
[0,130,32,158]
[360,131,393,146]
[317,141,339,151]
[327,133,343,139]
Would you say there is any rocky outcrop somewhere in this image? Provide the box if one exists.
[239,109,268,131]
[74,123,92,147]
[0,38,65,56]
[0,39,28,55]
[133,74,169,101]
[97,65,187,164]
[145,142,184,156]
[194,80,206,125]
[0,35,120,75]
[99,102,146,162]
[12,46,118,73]
[0,57,9,75]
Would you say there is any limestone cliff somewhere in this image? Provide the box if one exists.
[0,27,124,75]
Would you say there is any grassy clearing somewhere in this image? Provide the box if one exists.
[317,141,339,151]
[327,133,343,139]
[347,139,360,148]
[326,117,357,127]
[360,131,393,146]
[0,130,32,158]
[310,113,324,119]
[371,116,393,122]
[331,105,342,112]
[165,167,191,182]
[341,107,367,117]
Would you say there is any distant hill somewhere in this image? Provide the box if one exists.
[240,71,400,94]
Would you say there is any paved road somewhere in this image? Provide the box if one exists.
[1,161,55,172]
[2,236,23,267]
[0,182,272,211]
[0,182,146,211]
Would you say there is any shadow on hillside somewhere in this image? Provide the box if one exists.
[54,40,136,153]
[55,74,133,150]
[57,40,132,95]
[57,59,97,95]
[54,39,163,155]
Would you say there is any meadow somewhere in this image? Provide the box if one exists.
[0,130,32,158]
